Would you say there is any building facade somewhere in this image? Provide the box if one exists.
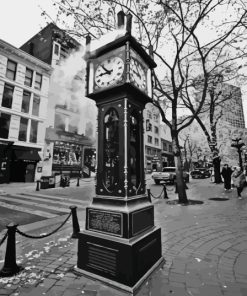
[0,39,52,183]
[143,103,173,172]
[20,23,96,178]
[180,83,247,167]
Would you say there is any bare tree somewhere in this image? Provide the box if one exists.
[43,0,247,203]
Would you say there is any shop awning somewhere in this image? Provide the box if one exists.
[14,150,41,161]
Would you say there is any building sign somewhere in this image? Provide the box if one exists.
[53,141,82,166]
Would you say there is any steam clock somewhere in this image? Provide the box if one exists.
[77,13,164,293]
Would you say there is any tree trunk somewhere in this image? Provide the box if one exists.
[175,155,188,203]
[172,134,188,203]
[213,155,222,183]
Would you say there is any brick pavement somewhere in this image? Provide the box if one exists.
[0,179,247,295]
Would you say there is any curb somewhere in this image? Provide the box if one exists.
[0,209,85,245]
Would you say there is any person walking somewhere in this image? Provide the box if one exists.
[221,164,233,191]
[232,167,246,199]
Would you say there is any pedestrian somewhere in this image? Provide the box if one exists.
[231,167,246,199]
[210,167,215,182]
[221,164,233,191]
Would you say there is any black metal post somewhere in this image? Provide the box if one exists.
[77,176,80,187]
[0,223,23,277]
[163,184,168,199]
[70,206,80,238]
[36,180,40,191]
[147,188,151,202]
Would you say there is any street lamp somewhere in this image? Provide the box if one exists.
[231,138,245,170]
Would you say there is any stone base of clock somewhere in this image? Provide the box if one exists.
[77,226,163,289]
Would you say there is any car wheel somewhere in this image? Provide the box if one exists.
[155,180,160,185]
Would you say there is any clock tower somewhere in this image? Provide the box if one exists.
[76,12,164,293]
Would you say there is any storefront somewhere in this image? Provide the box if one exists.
[161,152,175,167]
[10,146,41,182]
[0,141,13,184]
[0,142,41,183]
[52,141,83,177]
[45,127,95,177]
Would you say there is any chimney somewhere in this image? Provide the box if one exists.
[117,11,125,29]
[126,13,132,35]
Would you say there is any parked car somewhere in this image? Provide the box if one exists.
[191,168,211,179]
[151,167,190,185]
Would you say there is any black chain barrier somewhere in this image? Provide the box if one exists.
[16,212,72,239]
[0,206,80,278]
[147,184,169,199]
[0,231,8,247]
[150,186,165,199]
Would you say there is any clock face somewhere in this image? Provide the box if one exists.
[95,57,124,88]
[130,58,146,90]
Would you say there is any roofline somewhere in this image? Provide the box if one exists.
[0,39,52,72]
[20,23,81,50]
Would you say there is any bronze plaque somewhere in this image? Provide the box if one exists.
[88,209,123,237]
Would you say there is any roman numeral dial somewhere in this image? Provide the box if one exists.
[95,57,124,88]
[130,58,146,90]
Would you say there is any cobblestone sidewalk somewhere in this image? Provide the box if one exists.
[0,180,247,295]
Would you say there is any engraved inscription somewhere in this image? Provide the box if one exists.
[88,210,122,236]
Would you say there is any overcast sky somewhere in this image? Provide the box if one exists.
[0,0,57,47]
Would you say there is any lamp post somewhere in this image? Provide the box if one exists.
[231,138,245,171]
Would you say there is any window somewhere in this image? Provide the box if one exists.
[155,138,159,146]
[169,145,172,152]
[18,117,28,141]
[147,135,152,144]
[21,91,31,113]
[147,148,151,155]
[0,112,11,139]
[32,95,40,116]
[2,84,14,109]
[55,113,65,130]
[34,73,42,90]
[162,142,167,151]
[154,126,159,134]
[29,120,38,143]
[24,68,33,87]
[147,110,152,119]
[6,60,17,80]
[54,43,60,55]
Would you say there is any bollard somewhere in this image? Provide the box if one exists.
[163,184,168,199]
[147,188,152,203]
[36,180,40,191]
[0,223,23,277]
[70,206,80,238]
[77,177,80,187]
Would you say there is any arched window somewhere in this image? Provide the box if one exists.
[130,111,140,191]
[103,108,119,191]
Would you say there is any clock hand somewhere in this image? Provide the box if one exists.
[98,71,113,77]
[101,65,113,74]
[133,69,141,79]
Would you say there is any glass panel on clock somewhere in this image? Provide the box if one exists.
[103,108,119,192]
[130,111,140,192]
